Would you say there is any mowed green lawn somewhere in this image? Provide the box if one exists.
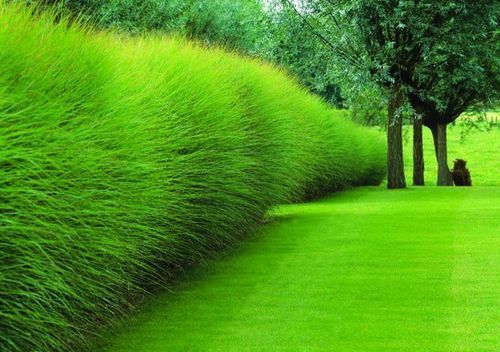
[99,186,499,351]
[403,123,499,186]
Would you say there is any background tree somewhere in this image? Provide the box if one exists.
[408,1,499,185]
[279,0,499,189]
[259,2,394,123]
[258,2,344,106]
[29,0,266,53]
[279,0,462,189]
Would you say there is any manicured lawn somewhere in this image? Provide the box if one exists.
[403,124,499,186]
[99,186,500,351]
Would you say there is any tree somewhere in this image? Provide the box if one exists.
[279,0,473,189]
[30,0,266,53]
[257,2,344,106]
[407,1,499,185]
[279,0,499,188]
[258,3,392,119]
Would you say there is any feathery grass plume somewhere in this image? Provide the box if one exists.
[0,2,385,351]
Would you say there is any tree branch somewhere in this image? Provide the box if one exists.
[280,0,362,68]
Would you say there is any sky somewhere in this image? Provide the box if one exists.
[262,0,307,13]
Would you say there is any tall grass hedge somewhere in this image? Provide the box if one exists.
[0,2,385,351]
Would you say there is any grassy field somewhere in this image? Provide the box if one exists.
[2,3,497,352]
[403,123,499,186]
[99,122,499,351]
[98,186,500,352]
[0,3,384,351]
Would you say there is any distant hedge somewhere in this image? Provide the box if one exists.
[0,3,385,352]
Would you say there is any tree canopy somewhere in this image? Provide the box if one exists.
[280,0,499,187]
[32,0,266,52]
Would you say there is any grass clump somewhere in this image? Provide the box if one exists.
[0,2,385,351]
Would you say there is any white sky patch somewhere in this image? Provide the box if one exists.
[262,0,308,13]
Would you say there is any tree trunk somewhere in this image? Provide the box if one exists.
[412,115,424,185]
[430,123,453,186]
[387,85,406,189]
